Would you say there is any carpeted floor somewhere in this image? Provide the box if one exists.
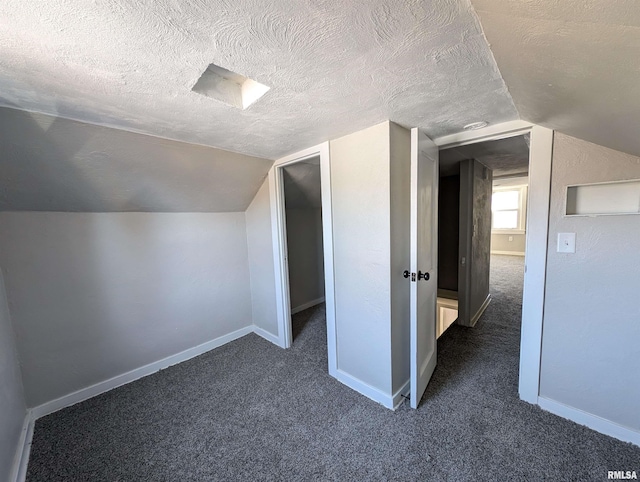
[27,255,639,481]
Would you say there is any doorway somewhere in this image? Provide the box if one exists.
[269,142,338,376]
[281,158,326,342]
[437,133,531,336]
[435,125,553,403]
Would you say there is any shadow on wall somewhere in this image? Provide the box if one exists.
[0,102,105,210]
[0,104,273,212]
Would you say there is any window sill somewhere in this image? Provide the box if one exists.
[492,229,525,235]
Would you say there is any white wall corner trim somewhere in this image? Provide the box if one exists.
[334,369,397,410]
[491,250,525,257]
[538,397,640,447]
[30,325,254,420]
[291,297,325,315]
[10,413,33,482]
[253,326,281,346]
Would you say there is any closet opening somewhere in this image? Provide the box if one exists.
[281,157,326,344]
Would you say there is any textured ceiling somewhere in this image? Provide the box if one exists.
[440,134,529,177]
[0,0,517,160]
[472,0,640,158]
[0,107,271,212]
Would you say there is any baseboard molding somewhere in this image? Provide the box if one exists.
[291,297,325,315]
[10,411,33,482]
[470,294,491,327]
[392,379,411,410]
[491,250,525,257]
[30,325,254,420]
[334,368,396,410]
[253,326,281,346]
[538,396,640,447]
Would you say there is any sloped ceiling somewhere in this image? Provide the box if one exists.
[0,0,517,160]
[0,107,271,212]
[440,134,529,177]
[472,0,640,157]
[283,157,321,209]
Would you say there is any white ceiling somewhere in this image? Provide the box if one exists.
[472,0,640,158]
[0,0,518,160]
[0,108,271,212]
[2,1,638,212]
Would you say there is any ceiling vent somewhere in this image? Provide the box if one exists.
[192,64,270,110]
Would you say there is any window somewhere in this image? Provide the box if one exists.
[492,185,527,233]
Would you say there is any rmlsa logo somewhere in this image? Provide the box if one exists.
[608,471,638,480]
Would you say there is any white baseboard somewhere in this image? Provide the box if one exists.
[30,325,254,420]
[291,297,325,315]
[253,326,281,346]
[10,411,33,482]
[334,368,396,410]
[538,396,640,447]
[470,294,491,327]
[392,379,411,410]
[491,250,525,256]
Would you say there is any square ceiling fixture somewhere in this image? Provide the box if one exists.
[192,63,270,110]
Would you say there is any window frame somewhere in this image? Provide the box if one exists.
[491,184,528,234]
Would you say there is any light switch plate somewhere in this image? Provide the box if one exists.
[557,232,576,253]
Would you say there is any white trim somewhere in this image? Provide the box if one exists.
[334,369,397,409]
[491,250,525,257]
[270,142,338,375]
[538,397,640,447]
[491,229,525,235]
[434,120,534,149]
[392,379,411,410]
[253,326,281,345]
[470,294,491,327]
[10,412,33,482]
[291,297,325,315]
[519,126,553,403]
[269,167,292,348]
[30,325,253,419]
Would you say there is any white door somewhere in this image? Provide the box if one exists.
[409,127,439,409]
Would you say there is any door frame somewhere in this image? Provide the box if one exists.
[268,142,338,376]
[434,120,553,405]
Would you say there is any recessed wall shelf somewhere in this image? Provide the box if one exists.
[566,179,640,216]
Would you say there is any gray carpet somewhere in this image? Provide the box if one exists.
[27,255,639,481]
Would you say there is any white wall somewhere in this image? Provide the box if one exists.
[0,212,252,407]
[491,233,526,254]
[285,208,324,310]
[0,267,26,482]
[540,133,640,432]
[330,121,393,395]
[245,179,279,338]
